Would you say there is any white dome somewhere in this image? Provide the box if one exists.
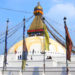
[8,36,66,55]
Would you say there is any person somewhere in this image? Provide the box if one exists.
[18,56,19,60]
[20,55,21,59]
[31,56,32,60]
[32,49,34,54]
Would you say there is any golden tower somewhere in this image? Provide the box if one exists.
[27,2,44,36]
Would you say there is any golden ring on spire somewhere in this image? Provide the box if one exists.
[34,10,43,15]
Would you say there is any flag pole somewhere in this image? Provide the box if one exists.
[21,17,28,75]
[22,17,25,73]
[23,17,25,52]
[42,17,46,75]
[3,19,9,74]
[64,17,68,75]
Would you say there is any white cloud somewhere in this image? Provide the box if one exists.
[45,3,75,34]
[46,3,75,18]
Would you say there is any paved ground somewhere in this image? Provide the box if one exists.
[0,67,75,75]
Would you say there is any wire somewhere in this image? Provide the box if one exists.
[26,15,34,22]
[0,24,23,43]
[8,34,22,50]
[0,7,32,14]
[0,15,34,39]
[0,15,34,44]
[46,25,65,47]
[44,18,65,40]
[0,22,23,41]
[0,21,23,36]
[44,16,75,32]
[7,16,34,49]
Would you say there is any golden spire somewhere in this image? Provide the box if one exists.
[34,2,43,15]
[27,2,44,36]
[38,2,40,6]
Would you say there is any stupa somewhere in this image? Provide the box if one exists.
[0,2,75,75]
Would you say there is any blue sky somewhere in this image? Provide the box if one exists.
[0,0,75,54]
